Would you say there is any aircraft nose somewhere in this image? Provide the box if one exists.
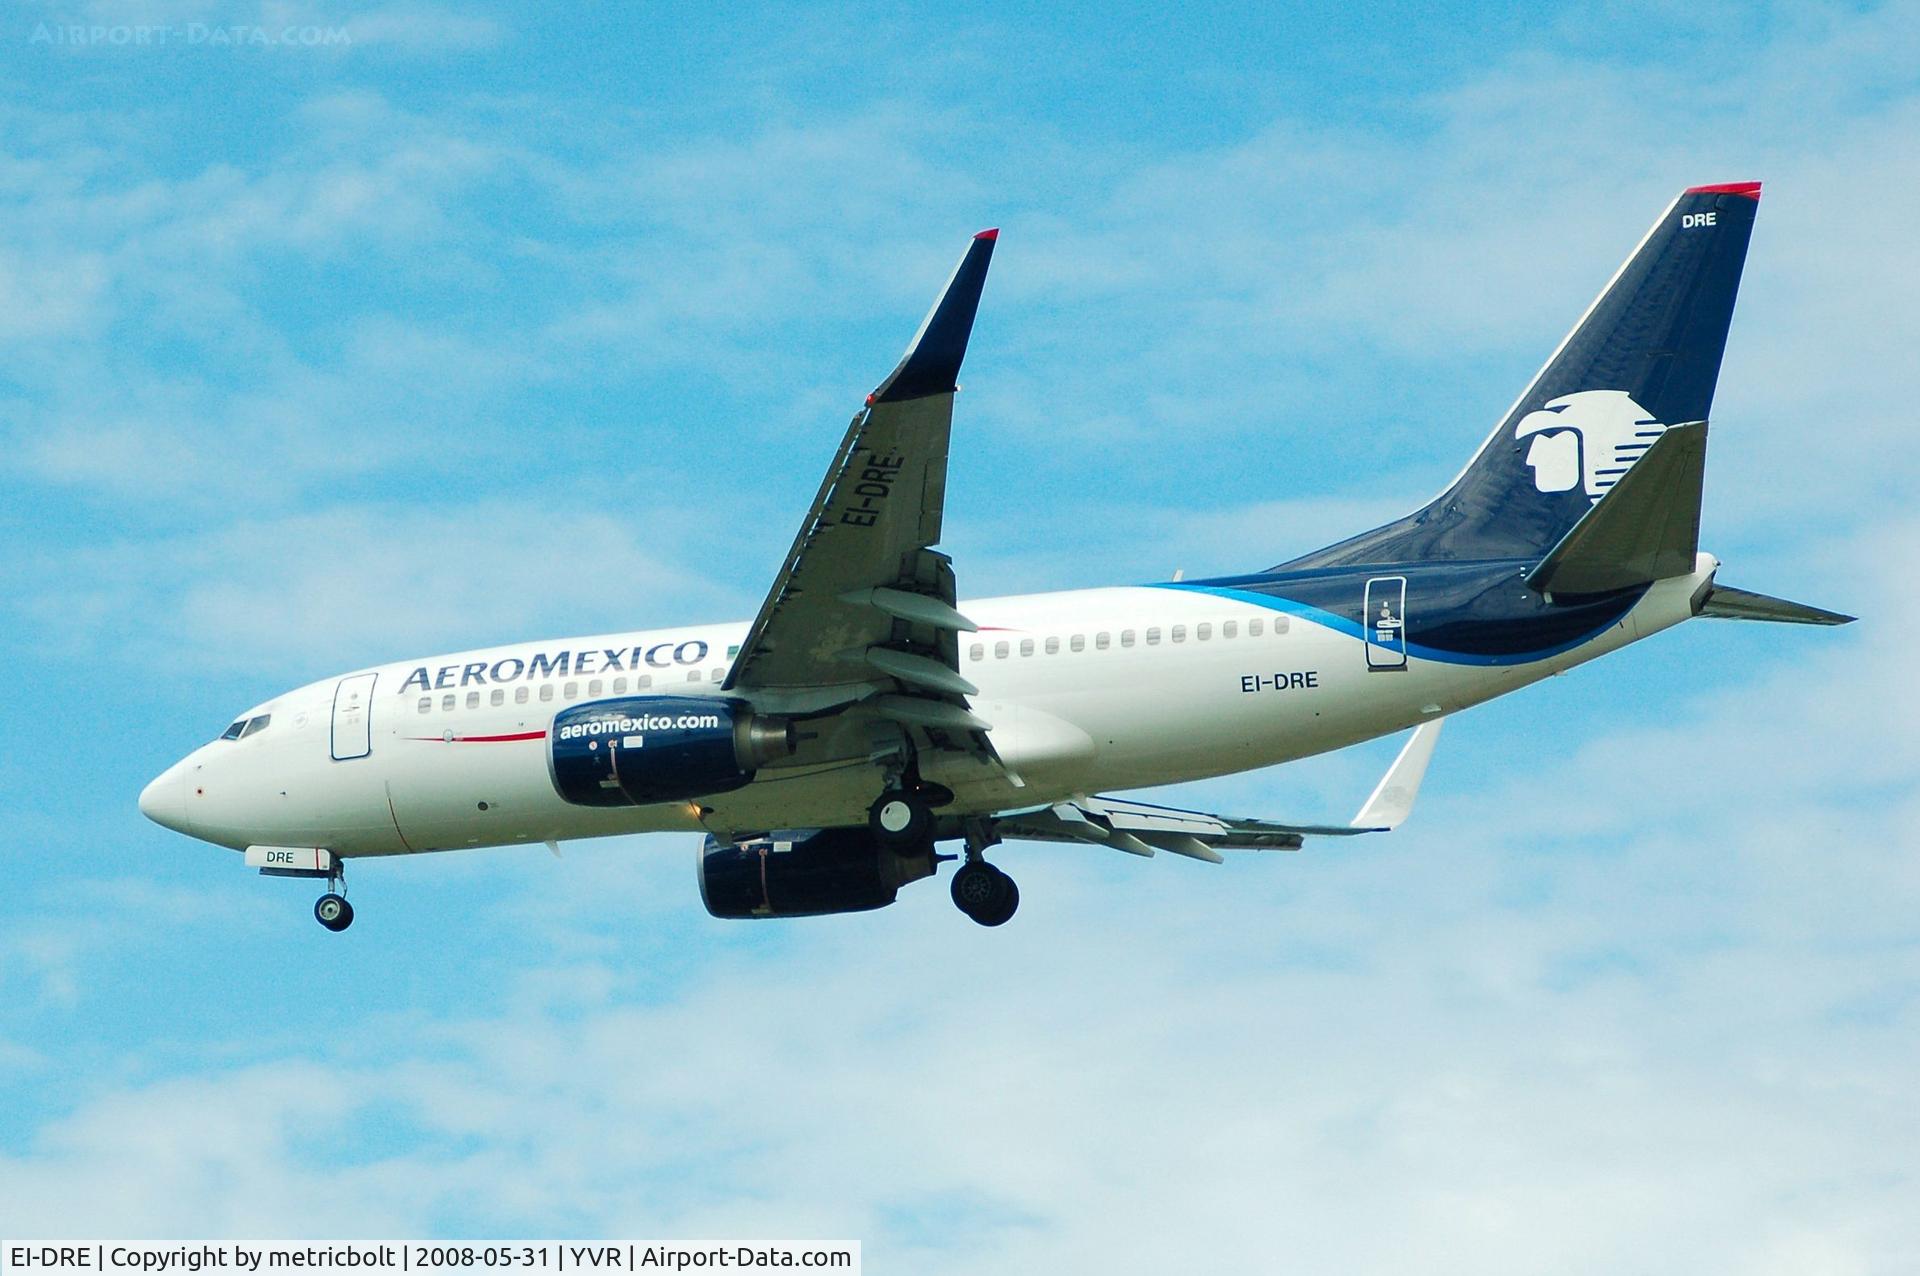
[139,764,195,835]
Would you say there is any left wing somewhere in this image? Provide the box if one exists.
[724,231,999,758]
[994,720,1444,861]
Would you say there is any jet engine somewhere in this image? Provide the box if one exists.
[699,827,936,918]
[549,695,795,806]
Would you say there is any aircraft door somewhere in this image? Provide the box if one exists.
[331,672,378,760]
[1364,576,1408,671]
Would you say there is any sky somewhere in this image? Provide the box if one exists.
[1,0,1916,1269]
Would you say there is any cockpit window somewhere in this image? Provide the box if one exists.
[220,714,271,741]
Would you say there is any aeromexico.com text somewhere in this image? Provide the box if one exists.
[399,642,712,694]
[557,713,723,741]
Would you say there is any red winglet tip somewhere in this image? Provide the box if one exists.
[1685,181,1762,199]
[974,227,999,241]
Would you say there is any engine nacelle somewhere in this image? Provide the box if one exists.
[699,827,936,918]
[548,695,794,807]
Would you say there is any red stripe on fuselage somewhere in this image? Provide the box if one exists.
[406,731,549,743]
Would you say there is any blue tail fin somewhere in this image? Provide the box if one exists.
[1283,183,1760,570]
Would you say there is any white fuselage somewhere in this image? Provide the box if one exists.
[138,562,1714,859]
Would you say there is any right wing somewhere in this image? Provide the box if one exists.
[721,231,1003,771]
[993,720,1444,862]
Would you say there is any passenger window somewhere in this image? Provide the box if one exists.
[465,691,480,709]
[1095,632,1110,650]
[442,694,456,711]
[613,677,627,693]
[417,697,431,714]
[1223,620,1238,639]
[515,686,529,704]
[539,685,554,702]
[563,682,578,699]
[490,689,505,707]
[1121,630,1136,647]
[1171,625,1187,643]
[1272,616,1290,635]
[687,669,702,682]
[637,674,652,689]
[1044,636,1060,655]
[1019,638,1035,657]
[994,641,1009,659]
[1199,623,1213,641]
[1249,618,1264,637]
[1145,627,1161,645]
[969,643,984,662]
[589,679,603,696]
[1070,634,1085,652]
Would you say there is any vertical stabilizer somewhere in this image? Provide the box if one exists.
[1284,183,1761,569]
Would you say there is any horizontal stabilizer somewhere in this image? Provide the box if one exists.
[1696,583,1854,625]
[1526,421,1707,595]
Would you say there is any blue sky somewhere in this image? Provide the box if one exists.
[2,0,1916,1268]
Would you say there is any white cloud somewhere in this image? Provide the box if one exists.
[0,244,112,341]
[9,11,1909,545]
[0,882,272,1012]
[9,499,758,680]
[0,1038,49,1075]
[345,5,503,52]
[4,798,1915,1268]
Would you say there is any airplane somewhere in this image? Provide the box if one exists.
[140,181,1851,931]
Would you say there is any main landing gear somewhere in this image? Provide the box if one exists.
[869,787,1019,926]
[868,787,934,849]
[951,860,1018,926]
[950,819,1018,927]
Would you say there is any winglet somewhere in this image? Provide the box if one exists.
[871,230,998,403]
[1350,720,1443,830]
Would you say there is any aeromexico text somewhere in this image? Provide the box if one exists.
[398,642,712,695]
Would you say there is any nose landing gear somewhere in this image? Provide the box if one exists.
[314,859,353,932]
[314,892,355,932]
[253,847,356,931]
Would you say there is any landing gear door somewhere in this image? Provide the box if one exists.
[331,672,378,761]
[1364,576,1408,671]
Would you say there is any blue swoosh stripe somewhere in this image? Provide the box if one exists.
[1149,582,1618,668]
